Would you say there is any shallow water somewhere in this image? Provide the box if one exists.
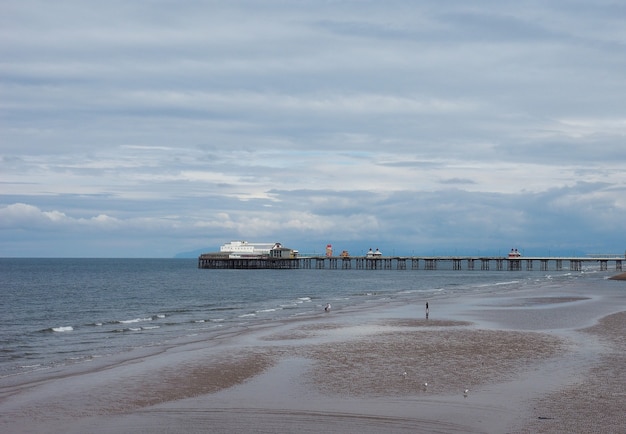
[0,258,620,378]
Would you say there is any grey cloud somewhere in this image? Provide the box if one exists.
[439,178,476,185]
[1,0,625,257]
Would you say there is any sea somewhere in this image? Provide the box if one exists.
[0,258,619,379]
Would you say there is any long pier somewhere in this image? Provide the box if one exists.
[198,255,624,271]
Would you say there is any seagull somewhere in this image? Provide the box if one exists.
[463,389,469,397]
[402,371,407,378]
[424,382,428,388]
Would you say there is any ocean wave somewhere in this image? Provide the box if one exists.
[256,308,281,313]
[19,363,42,369]
[111,325,160,333]
[397,287,448,294]
[238,313,256,318]
[109,327,144,333]
[474,280,520,288]
[50,326,73,332]
[87,317,160,327]
[117,317,153,324]
[494,280,520,286]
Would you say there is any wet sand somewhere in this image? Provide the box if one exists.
[1,282,625,433]
[608,271,626,280]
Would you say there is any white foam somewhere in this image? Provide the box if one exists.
[238,313,256,318]
[119,317,152,324]
[473,280,519,289]
[52,326,73,332]
[20,364,42,369]
[495,280,520,286]
[256,308,281,313]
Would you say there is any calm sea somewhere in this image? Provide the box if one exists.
[0,258,613,379]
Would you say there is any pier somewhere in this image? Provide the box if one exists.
[198,255,624,272]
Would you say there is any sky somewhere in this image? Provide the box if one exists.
[1,0,625,258]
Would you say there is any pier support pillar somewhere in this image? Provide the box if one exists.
[508,259,521,271]
[425,259,437,270]
[411,258,419,270]
[481,259,489,270]
[540,259,548,271]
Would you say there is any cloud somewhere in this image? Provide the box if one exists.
[439,178,476,185]
[1,0,625,257]
[0,203,119,230]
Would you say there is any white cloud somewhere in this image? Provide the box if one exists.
[0,203,56,227]
[0,203,119,230]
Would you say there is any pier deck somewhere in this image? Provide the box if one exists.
[198,255,624,271]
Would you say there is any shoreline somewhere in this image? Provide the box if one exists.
[2,278,625,433]
[609,271,626,280]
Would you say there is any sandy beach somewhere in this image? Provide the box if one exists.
[1,278,625,433]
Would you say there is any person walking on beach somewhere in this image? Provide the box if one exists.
[426,301,429,319]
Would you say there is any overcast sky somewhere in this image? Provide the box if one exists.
[1,0,625,258]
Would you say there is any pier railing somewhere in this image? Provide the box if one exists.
[198,254,624,271]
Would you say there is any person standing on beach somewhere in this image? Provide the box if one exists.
[426,302,429,319]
